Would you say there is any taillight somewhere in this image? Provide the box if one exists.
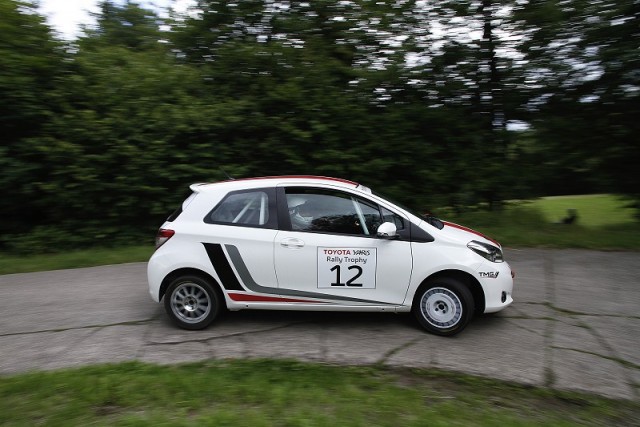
[155,228,175,249]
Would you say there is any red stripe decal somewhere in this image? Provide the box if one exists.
[228,293,326,303]
[442,221,500,246]
[218,175,359,187]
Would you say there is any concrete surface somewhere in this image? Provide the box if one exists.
[0,248,638,400]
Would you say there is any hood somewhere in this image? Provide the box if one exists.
[440,220,501,247]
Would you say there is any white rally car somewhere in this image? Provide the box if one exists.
[148,176,514,336]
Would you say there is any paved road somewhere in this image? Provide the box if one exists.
[0,248,638,400]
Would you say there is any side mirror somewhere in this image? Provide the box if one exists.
[376,222,398,239]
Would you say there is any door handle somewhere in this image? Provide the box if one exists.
[281,238,305,249]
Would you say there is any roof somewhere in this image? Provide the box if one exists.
[190,175,370,194]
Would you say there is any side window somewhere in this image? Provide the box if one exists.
[381,206,405,230]
[206,190,271,227]
[356,198,384,234]
[286,188,383,236]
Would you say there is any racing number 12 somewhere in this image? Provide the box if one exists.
[330,265,363,287]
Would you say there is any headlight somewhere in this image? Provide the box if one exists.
[467,240,503,263]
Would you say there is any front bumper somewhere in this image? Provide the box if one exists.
[478,261,514,313]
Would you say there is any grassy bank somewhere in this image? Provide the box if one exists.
[444,194,639,250]
[1,360,637,426]
[0,245,154,275]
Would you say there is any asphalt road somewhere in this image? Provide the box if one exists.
[0,248,638,400]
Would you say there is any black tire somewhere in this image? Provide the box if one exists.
[163,275,221,330]
[413,277,474,336]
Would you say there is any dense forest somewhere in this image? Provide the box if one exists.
[1,0,638,253]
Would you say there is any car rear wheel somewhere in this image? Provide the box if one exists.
[164,275,221,330]
[413,277,474,336]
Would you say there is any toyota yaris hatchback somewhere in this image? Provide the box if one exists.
[148,176,514,336]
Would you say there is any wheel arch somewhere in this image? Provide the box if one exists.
[414,269,485,315]
[160,268,225,307]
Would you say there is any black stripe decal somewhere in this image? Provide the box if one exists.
[224,244,393,305]
[203,243,244,291]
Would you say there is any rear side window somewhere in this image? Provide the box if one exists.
[205,189,277,228]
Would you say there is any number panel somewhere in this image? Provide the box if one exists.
[318,247,377,289]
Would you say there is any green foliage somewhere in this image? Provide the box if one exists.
[1,360,637,426]
[0,0,65,239]
[84,0,166,50]
[511,0,640,201]
[0,0,637,252]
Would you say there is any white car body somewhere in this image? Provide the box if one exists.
[148,175,514,336]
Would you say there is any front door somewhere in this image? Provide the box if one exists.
[274,186,412,306]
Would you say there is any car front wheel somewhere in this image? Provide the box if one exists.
[413,277,474,336]
[164,275,221,330]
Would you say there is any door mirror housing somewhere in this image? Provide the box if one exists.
[377,222,398,239]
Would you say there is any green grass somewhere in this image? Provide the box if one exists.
[0,245,154,275]
[444,194,640,251]
[0,360,637,426]
[529,194,636,227]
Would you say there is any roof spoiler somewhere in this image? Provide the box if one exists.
[189,183,208,192]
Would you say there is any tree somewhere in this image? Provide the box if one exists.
[0,0,65,246]
[513,0,639,201]
[392,1,528,207]
[33,1,221,246]
[83,0,166,50]
[0,0,220,251]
